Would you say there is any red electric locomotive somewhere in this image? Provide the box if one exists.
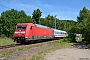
[13,23,54,43]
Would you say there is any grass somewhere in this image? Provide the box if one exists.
[1,50,15,57]
[0,37,16,46]
[0,38,73,60]
[0,41,47,58]
[30,39,73,60]
[0,46,32,58]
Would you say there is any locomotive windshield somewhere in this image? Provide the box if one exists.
[16,26,27,29]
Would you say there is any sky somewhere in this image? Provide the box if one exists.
[0,0,90,21]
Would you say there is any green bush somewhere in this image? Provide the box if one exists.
[0,34,6,38]
[63,38,71,43]
[87,44,90,48]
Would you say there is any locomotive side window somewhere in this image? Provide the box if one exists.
[16,26,27,29]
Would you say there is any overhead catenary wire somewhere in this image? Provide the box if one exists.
[0,0,19,10]
[0,3,11,9]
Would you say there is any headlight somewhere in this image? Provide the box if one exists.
[21,32,25,34]
[15,32,19,34]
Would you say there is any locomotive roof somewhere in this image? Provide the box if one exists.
[17,23,34,26]
[34,24,50,29]
[16,23,67,33]
[17,23,28,25]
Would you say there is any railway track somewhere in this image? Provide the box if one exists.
[0,40,54,50]
[0,44,22,49]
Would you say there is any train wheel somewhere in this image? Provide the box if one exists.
[30,40,34,44]
[16,40,20,43]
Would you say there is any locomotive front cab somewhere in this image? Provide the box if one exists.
[14,23,27,43]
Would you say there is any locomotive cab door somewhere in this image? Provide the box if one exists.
[29,26,34,40]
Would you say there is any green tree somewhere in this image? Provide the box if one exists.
[0,16,2,36]
[77,6,89,23]
[77,6,90,44]
[18,10,32,23]
[0,9,32,37]
[45,15,55,28]
[0,9,19,37]
[32,9,42,24]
